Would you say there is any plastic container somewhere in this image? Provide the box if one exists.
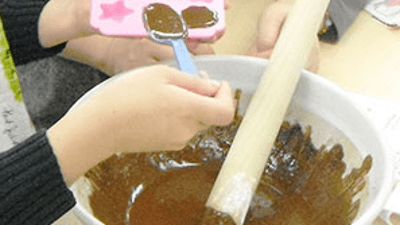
[90,0,225,41]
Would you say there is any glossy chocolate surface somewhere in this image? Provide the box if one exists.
[86,90,372,225]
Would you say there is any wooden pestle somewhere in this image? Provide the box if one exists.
[205,0,332,224]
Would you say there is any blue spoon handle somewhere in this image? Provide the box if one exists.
[170,39,197,75]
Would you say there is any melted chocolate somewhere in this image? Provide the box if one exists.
[85,90,372,225]
[143,3,184,36]
[182,6,218,28]
[129,166,217,224]
[200,207,236,225]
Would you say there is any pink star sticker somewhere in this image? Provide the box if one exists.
[100,0,134,23]
[387,0,400,6]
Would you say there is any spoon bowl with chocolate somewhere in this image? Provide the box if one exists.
[143,3,197,75]
[71,56,394,225]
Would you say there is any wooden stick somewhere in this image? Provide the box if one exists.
[205,0,332,224]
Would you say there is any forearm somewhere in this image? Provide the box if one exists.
[0,0,67,65]
[38,0,94,48]
[60,35,113,75]
[0,0,96,66]
[47,97,116,186]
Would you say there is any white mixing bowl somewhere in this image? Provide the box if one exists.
[71,55,394,225]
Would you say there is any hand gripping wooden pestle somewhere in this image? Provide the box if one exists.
[204,0,332,224]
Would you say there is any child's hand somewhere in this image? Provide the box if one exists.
[96,65,235,152]
[48,65,234,184]
[250,1,320,73]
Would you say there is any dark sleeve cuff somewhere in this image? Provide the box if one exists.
[0,130,76,225]
[327,0,369,39]
[0,0,67,66]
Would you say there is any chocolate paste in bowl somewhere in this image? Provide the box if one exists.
[85,90,372,225]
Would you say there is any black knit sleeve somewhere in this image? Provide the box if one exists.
[0,0,67,66]
[0,130,76,225]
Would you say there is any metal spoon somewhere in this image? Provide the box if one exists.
[143,3,197,75]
